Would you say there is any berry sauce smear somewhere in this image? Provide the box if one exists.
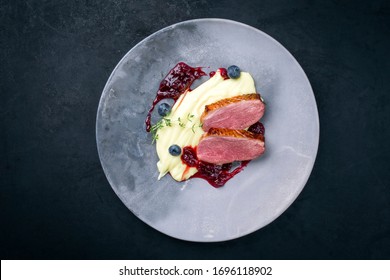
[181,146,250,188]
[145,62,206,132]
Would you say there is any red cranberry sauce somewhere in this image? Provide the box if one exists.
[209,68,229,79]
[145,62,206,132]
[181,146,249,188]
[181,146,198,167]
[248,121,265,135]
[218,68,229,79]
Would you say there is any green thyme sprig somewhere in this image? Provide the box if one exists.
[150,113,200,143]
[163,117,172,127]
[187,113,194,122]
[150,117,171,143]
[178,117,185,128]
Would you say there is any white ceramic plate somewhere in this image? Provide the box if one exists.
[96,19,319,242]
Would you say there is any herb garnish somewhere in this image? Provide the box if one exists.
[150,117,171,143]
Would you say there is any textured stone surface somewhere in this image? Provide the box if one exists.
[1,0,389,259]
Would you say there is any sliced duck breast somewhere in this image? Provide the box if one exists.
[201,93,265,132]
[197,128,265,164]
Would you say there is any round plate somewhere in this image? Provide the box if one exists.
[96,18,319,242]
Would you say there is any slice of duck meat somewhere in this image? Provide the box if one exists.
[200,93,265,132]
[197,128,265,164]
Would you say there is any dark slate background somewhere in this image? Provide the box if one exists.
[1,0,389,259]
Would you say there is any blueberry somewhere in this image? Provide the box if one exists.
[227,65,241,79]
[169,145,182,156]
[158,103,171,116]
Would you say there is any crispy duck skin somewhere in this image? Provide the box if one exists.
[203,93,260,113]
[200,93,265,131]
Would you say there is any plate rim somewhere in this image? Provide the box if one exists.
[96,18,320,242]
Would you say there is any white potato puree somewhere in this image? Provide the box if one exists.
[156,70,256,181]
